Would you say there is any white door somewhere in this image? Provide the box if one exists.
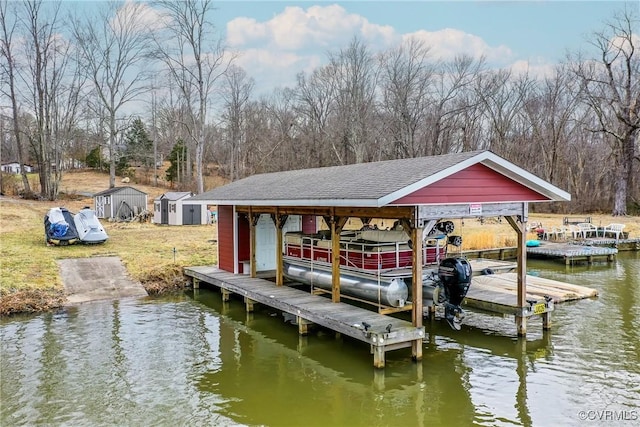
[255,214,276,271]
[255,214,301,271]
[95,196,105,218]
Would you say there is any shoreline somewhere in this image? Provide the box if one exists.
[0,273,190,317]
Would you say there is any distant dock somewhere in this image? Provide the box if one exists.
[527,242,617,265]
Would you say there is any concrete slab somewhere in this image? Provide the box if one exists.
[57,256,148,305]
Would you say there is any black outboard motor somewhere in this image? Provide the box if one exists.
[438,257,472,330]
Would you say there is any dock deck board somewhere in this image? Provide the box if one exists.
[527,242,617,264]
[464,272,598,315]
[184,266,425,349]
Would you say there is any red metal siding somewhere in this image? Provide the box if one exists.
[302,215,317,234]
[391,163,549,205]
[218,206,235,272]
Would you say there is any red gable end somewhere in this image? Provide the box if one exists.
[391,163,549,205]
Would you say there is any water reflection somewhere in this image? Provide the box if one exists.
[1,253,639,426]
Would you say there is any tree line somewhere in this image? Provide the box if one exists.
[1,1,638,215]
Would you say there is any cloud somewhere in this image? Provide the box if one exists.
[404,28,513,64]
[225,4,529,93]
[509,58,557,80]
[114,1,168,33]
[227,4,397,51]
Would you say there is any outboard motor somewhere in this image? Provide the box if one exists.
[438,257,472,330]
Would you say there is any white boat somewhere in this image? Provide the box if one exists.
[73,207,109,244]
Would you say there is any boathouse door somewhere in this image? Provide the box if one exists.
[255,215,301,271]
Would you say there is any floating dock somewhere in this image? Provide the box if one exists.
[465,272,598,316]
[526,242,617,265]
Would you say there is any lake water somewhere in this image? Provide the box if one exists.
[2,252,639,426]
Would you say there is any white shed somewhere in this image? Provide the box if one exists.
[153,192,198,225]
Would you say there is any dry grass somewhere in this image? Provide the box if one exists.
[1,169,638,315]
[0,169,224,315]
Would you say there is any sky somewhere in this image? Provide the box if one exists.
[207,1,637,95]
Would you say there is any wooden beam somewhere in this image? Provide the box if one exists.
[236,205,414,220]
[272,211,287,286]
[248,208,258,278]
[505,215,527,336]
[330,214,348,303]
[409,210,423,361]
[418,202,526,223]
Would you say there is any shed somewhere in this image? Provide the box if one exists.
[190,150,570,346]
[1,162,33,174]
[153,191,202,225]
[93,186,148,220]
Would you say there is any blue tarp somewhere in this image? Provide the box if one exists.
[50,222,69,238]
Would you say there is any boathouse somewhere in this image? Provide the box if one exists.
[187,150,571,367]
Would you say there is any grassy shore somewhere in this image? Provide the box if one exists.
[1,170,638,316]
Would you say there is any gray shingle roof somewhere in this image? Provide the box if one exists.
[191,151,484,206]
[190,150,570,206]
[155,191,193,201]
[93,186,147,197]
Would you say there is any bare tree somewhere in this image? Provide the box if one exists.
[153,0,231,194]
[378,37,434,158]
[427,54,485,156]
[72,1,152,188]
[329,37,379,164]
[294,65,337,167]
[17,0,83,200]
[221,65,254,180]
[573,7,639,215]
[0,1,31,195]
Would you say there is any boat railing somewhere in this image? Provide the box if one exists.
[284,233,444,271]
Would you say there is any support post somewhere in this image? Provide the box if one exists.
[505,213,528,336]
[244,297,255,312]
[297,316,313,335]
[404,213,423,361]
[412,224,424,361]
[249,208,259,278]
[221,288,231,302]
[192,278,200,289]
[271,211,288,286]
[373,345,385,369]
[330,213,348,303]
[542,311,552,330]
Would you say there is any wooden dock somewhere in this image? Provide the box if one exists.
[464,272,598,316]
[526,242,617,264]
[184,266,425,368]
[575,237,640,251]
[468,258,517,274]
[185,262,598,364]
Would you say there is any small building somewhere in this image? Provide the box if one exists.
[93,186,148,220]
[153,192,203,225]
[1,162,33,174]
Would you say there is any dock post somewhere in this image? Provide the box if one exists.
[193,278,200,289]
[297,316,313,335]
[221,288,231,302]
[373,345,385,368]
[516,315,527,336]
[505,214,528,337]
[542,311,552,330]
[428,304,436,317]
[244,297,255,312]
